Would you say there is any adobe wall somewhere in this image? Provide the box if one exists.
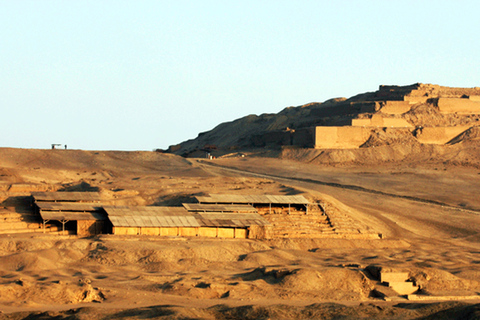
[351,114,413,127]
[437,98,480,114]
[377,83,480,104]
[382,118,413,127]
[415,126,471,144]
[403,95,429,104]
[381,101,412,114]
[314,126,370,149]
[351,119,371,126]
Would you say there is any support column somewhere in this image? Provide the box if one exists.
[60,220,68,235]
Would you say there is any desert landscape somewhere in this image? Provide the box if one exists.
[1,84,480,319]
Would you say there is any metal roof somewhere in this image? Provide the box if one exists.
[39,211,107,221]
[103,206,269,228]
[32,192,102,202]
[103,206,190,216]
[108,214,200,228]
[104,206,199,228]
[37,202,107,221]
[195,194,309,205]
[36,202,102,212]
[182,203,257,213]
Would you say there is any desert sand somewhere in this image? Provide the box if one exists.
[0,147,479,319]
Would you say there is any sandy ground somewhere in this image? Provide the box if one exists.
[0,148,479,319]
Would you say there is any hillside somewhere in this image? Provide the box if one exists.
[167,83,480,165]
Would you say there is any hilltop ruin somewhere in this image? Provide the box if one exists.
[169,83,480,156]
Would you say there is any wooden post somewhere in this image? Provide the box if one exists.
[61,220,68,235]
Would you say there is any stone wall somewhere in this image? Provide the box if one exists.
[437,98,480,114]
[469,95,480,102]
[415,126,471,144]
[403,95,429,104]
[314,126,370,149]
[351,114,413,127]
[381,101,412,114]
[376,83,480,104]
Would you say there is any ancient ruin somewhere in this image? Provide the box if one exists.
[168,83,480,157]
[314,84,480,149]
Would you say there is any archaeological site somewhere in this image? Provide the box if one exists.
[1,83,480,319]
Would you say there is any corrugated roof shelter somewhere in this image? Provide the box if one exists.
[36,202,109,236]
[32,191,102,203]
[195,194,309,205]
[183,203,257,213]
[33,192,106,236]
[104,206,198,228]
[36,202,107,221]
[104,206,270,239]
[195,194,310,214]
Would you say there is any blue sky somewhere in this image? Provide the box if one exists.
[1,1,479,150]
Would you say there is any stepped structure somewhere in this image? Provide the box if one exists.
[260,204,335,238]
[314,83,480,149]
[380,271,418,296]
[169,83,480,157]
[250,199,380,239]
[0,194,68,235]
[368,267,419,300]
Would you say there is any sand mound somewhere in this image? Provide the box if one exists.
[410,267,480,294]
[0,250,62,272]
[239,248,301,266]
[234,267,373,300]
[0,278,105,306]
[279,268,372,300]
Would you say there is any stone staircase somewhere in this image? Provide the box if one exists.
[0,208,65,234]
[0,194,67,235]
[370,269,419,300]
[257,202,382,239]
[262,211,336,238]
[380,271,418,296]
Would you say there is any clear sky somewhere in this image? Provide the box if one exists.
[1,1,479,151]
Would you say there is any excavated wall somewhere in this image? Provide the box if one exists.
[314,127,370,149]
[437,98,480,114]
[351,114,413,127]
[415,126,471,144]
[380,101,412,114]
[314,125,473,149]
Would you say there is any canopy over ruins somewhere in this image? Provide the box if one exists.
[32,191,102,203]
[103,205,270,238]
[195,194,309,205]
[183,203,257,213]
